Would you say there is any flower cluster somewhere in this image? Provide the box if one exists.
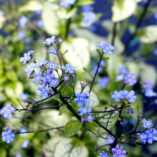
[138,119,157,144]
[116,66,137,86]
[143,81,156,97]
[60,0,76,8]
[21,36,75,98]
[112,90,137,103]
[2,129,15,143]
[0,104,15,119]
[97,42,114,54]
[74,92,93,122]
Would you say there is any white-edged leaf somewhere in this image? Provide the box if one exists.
[61,38,90,69]
[139,26,157,43]
[19,1,42,12]
[43,137,88,157]
[42,3,60,35]
[112,0,137,22]
[139,63,157,86]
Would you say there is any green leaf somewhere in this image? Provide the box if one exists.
[59,106,71,116]
[112,0,137,22]
[42,2,60,35]
[64,120,82,137]
[138,26,157,43]
[19,1,42,12]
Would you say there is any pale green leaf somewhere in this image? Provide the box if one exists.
[61,38,90,69]
[139,26,157,43]
[42,3,60,35]
[139,63,157,86]
[44,137,88,157]
[112,0,137,22]
[19,1,42,12]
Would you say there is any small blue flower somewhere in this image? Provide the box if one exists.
[146,128,157,144]
[20,93,29,101]
[2,129,15,143]
[106,135,115,144]
[142,119,153,129]
[0,105,15,119]
[74,92,89,107]
[99,151,109,157]
[78,106,91,116]
[139,132,148,144]
[22,140,29,148]
[19,16,28,27]
[124,73,137,86]
[20,50,34,64]
[143,81,156,97]
[111,145,126,157]
[44,36,56,46]
[82,12,96,27]
[86,114,94,122]
[98,77,109,89]
[97,42,114,54]
[62,64,75,74]
[126,90,137,103]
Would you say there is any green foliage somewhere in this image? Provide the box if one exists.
[64,120,82,137]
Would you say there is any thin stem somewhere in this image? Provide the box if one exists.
[111,22,117,46]
[89,51,104,93]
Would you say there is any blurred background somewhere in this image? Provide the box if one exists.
[0,0,157,156]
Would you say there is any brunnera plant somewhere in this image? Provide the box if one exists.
[0,35,157,157]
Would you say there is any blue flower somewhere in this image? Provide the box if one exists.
[111,145,126,157]
[82,12,96,27]
[146,128,157,144]
[60,0,76,8]
[124,73,137,86]
[86,114,94,122]
[62,64,75,74]
[106,135,115,144]
[74,92,89,107]
[2,129,15,143]
[0,105,15,119]
[99,151,109,157]
[139,132,147,144]
[78,106,91,116]
[22,140,29,148]
[20,50,34,64]
[98,77,109,89]
[142,119,153,129]
[97,42,114,54]
[44,36,56,46]
[143,81,156,97]
[126,90,137,103]
[20,93,29,101]
[19,16,28,27]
